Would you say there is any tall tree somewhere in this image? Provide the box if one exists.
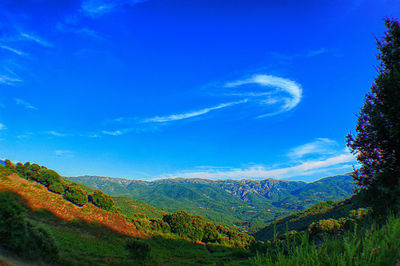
[346,18,400,210]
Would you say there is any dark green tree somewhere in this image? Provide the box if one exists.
[15,163,26,178]
[346,18,400,210]
[5,159,15,170]
[202,222,219,243]
[163,210,206,241]
[149,219,171,233]
[89,190,115,211]
[39,169,63,187]
[64,184,88,206]
[48,182,65,194]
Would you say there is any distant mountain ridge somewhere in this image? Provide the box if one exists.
[67,174,355,232]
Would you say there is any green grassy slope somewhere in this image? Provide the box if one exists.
[112,196,166,219]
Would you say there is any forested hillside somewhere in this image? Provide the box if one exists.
[68,174,355,231]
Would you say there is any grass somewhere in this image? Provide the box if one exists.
[37,211,250,265]
[250,214,400,265]
[112,196,166,220]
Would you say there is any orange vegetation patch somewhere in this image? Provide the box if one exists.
[0,174,145,238]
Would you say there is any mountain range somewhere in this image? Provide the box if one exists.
[67,174,355,232]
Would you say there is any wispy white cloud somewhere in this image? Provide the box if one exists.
[163,138,356,180]
[111,74,302,130]
[15,98,37,110]
[81,0,147,17]
[0,123,7,131]
[0,45,26,56]
[165,153,354,180]
[142,100,248,123]
[288,138,338,159]
[20,32,52,47]
[47,131,70,137]
[101,129,125,136]
[0,75,21,86]
[225,74,302,117]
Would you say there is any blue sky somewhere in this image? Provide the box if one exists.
[0,0,399,181]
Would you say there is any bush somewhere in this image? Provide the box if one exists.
[132,219,151,232]
[89,190,114,211]
[163,210,206,241]
[125,238,151,260]
[202,222,219,243]
[64,184,88,206]
[5,159,15,171]
[150,219,170,233]
[35,169,63,187]
[308,219,343,237]
[48,182,65,194]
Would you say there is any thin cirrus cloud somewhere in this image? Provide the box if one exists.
[15,98,37,110]
[47,131,70,137]
[140,74,302,125]
[0,45,26,56]
[164,152,354,180]
[0,123,7,131]
[225,74,303,118]
[20,32,53,48]
[101,129,125,136]
[288,138,339,159]
[142,100,248,123]
[81,0,147,17]
[0,75,21,86]
[162,139,356,180]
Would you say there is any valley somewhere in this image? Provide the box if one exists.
[68,174,355,232]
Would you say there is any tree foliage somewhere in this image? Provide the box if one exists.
[64,184,88,206]
[149,219,170,233]
[48,182,65,194]
[346,18,400,210]
[163,210,206,241]
[89,190,115,210]
[202,222,219,242]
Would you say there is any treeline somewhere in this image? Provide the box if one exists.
[4,160,115,210]
[131,210,254,247]
[3,160,254,248]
